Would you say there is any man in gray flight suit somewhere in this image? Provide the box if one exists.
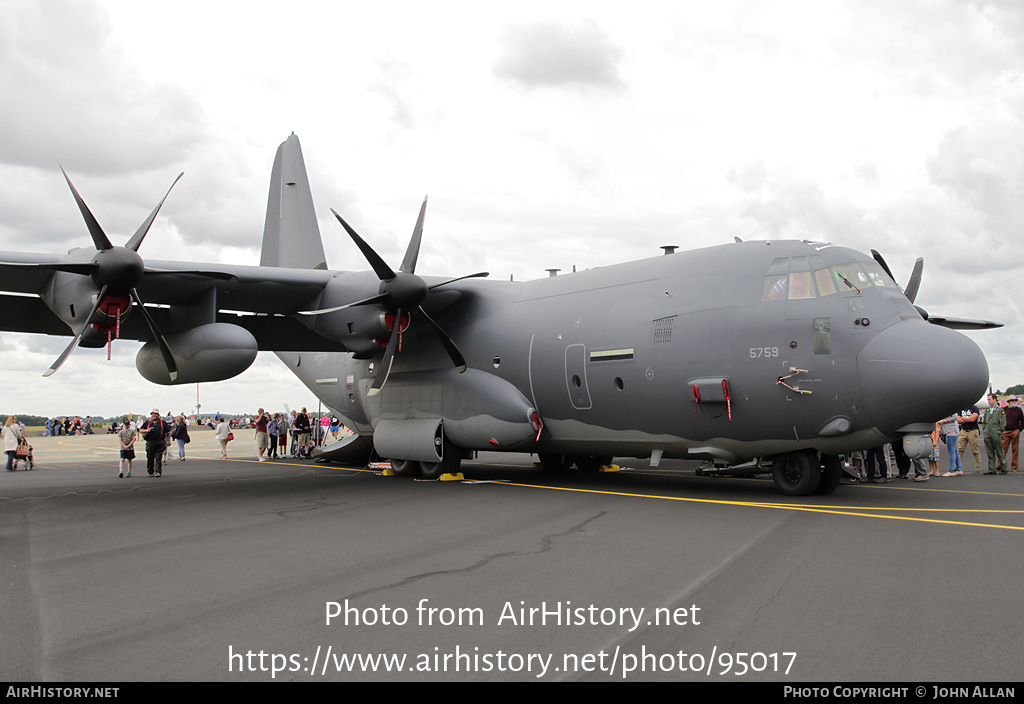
[982,392,1007,474]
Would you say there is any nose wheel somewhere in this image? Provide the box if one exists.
[770,450,822,496]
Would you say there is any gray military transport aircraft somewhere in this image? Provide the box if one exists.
[0,135,1001,495]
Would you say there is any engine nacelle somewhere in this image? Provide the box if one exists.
[136,323,258,385]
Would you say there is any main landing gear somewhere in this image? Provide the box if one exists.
[388,437,462,479]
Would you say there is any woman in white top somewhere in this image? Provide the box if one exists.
[215,420,231,459]
[4,415,25,471]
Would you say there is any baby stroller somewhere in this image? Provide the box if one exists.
[14,439,34,470]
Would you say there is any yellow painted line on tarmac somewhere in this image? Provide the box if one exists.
[619,468,1024,498]
[493,482,1024,532]
[221,457,378,473]
[843,482,1024,498]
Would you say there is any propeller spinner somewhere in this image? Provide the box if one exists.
[300,199,488,395]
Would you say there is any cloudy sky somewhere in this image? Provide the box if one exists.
[1,0,1022,417]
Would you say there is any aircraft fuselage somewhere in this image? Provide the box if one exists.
[283,238,988,466]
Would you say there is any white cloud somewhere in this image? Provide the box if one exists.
[493,19,625,90]
[2,0,1023,404]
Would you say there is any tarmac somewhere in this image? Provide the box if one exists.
[1,428,1022,682]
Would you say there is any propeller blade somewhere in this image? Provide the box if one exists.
[417,305,467,373]
[367,308,402,396]
[297,292,390,316]
[0,261,98,276]
[126,173,184,252]
[905,257,924,304]
[43,284,108,377]
[400,197,427,274]
[331,209,397,281]
[60,165,113,251]
[925,315,1003,331]
[870,249,895,281]
[144,267,236,281]
[130,288,178,382]
[427,271,489,290]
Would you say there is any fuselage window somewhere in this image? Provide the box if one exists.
[789,272,815,299]
[813,318,832,355]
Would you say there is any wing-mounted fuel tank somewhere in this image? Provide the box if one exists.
[372,367,541,455]
[137,322,258,385]
[135,289,257,385]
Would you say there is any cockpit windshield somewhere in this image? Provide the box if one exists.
[761,257,897,302]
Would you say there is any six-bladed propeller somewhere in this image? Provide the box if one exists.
[42,169,185,379]
[299,199,488,395]
[0,169,244,379]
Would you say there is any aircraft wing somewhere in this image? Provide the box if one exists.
[0,255,346,351]
[0,293,346,352]
[0,253,65,294]
[135,258,332,314]
[0,253,333,308]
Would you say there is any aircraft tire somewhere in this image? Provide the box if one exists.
[770,450,821,496]
[538,453,573,471]
[815,455,843,495]
[419,438,461,480]
[575,455,612,472]
[389,459,420,478]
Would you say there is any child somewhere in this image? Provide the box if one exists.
[118,416,137,478]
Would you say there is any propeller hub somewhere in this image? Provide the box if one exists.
[384,272,428,310]
[92,247,145,293]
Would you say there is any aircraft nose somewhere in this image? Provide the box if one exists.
[856,320,989,434]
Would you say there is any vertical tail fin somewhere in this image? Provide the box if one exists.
[260,134,328,270]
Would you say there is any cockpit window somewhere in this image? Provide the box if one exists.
[761,258,888,302]
[814,268,837,296]
[832,263,872,292]
[762,275,787,301]
[789,272,815,299]
[861,261,898,288]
